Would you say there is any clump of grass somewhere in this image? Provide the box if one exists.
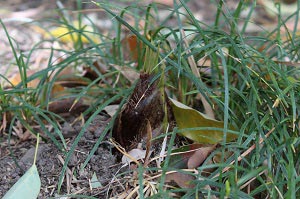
[1,0,299,198]
[99,1,299,198]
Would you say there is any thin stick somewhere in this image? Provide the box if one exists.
[213,127,275,178]
[33,133,40,165]
[109,138,140,165]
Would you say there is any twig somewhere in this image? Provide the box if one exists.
[144,120,152,167]
[109,138,140,165]
[213,127,275,178]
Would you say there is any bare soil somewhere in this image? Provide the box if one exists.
[0,113,120,198]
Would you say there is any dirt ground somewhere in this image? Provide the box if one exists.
[0,113,120,198]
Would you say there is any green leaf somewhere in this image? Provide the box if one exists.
[169,98,237,144]
[3,164,41,199]
[225,180,231,197]
[91,172,102,189]
[143,45,159,74]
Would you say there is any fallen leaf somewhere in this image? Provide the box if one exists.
[83,60,108,81]
[7,70,40,88]
[187,145,216,169]
[169,98,237,144]
[122,148,147,165]
[0,112,7,133]
[50,84,65,98]
[103,105,119,117]
[48,97,89,114]
[3,164,41,199]
[20,129,33,141]
[110,64,139,84]
[165,172,195,189]
[90,172,102,189]
[46,21,100,44]
[163,144,215,169]
[121,34,143,62]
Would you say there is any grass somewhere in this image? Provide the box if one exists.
[1,0,299,198]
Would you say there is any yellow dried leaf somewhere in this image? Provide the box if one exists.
[46,21,100,44]
[8,70,40,88]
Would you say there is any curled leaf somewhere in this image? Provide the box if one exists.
[169,98,237,144]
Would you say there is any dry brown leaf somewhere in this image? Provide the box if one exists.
[121,148,147,165]
[20,129,33,141]
[48,97,88,114]
[50,84,65,98]
[83,60,108,81]
[165,172,195,189]
[121,34,144,62]
[110,64,139,84]
[103,105,119,117]
[187,145,216,169]
[12,120,23,139]
[7,70,40,88]
[55,76,90,87]
[0,112,7,134]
